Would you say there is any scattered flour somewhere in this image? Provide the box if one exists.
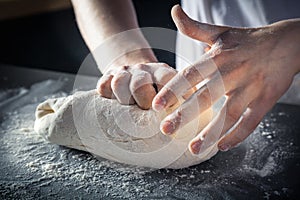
[0,79,298,199]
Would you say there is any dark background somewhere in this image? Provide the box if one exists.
[0,0,180,76]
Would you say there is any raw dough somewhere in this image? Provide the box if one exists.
[34,90,219,169]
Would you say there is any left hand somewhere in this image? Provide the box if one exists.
[97,61,177,110]
[152,5,300,154]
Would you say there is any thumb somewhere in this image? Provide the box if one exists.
[171,5,228,45]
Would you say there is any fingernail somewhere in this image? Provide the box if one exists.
[161,120,175,135]
[190,140,202,154]
[153,97,166,111]
[218,143,231,152]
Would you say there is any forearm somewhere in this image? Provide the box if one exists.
[71,0,157,72]
[285,19,300,75]
[269,19,300,76]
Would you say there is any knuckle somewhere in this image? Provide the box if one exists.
[110,83,118,92]
[161,63,171,68]
[131,72,151,89]
[96,78,104,89]
[130,79,144,92]
[157,73,175,85]
[130,84,138,93]
[163,87,176,99]
[99,74,112,82]
[182,67,194,79]
[97,75,111,90]
[175,109,183,119]
[134,63,146,70]
[97,82,107,93]
[197,89,211,107]
[130,81,138,92]
[111,77,122,90]
[135,70,149,78]
[182,67,200,83]
[156,67,176,77]
[111,71,130,88]
[171,110,183,128]
[117,70,130,78]
[165,67,177,76]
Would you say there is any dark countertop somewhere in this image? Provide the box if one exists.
[0,64,300,199]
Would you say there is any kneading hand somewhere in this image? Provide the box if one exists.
[152,5,300,154]
[97,62,177,110]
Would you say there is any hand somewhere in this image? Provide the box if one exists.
[152,5,300,154]
[97,61,177,110]
[72,0,179,110]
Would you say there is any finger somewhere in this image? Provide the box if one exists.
[217,100,274,151]
[130,70,156,110]
[153,58,217,111]
[182,86,197,100]
[160,74,225,135]
[171,5,228,45]
[189,84,259,154]
[153,66,177,91]
[160,86,211,135]
[111,70,135,105]
[97,72,116,99]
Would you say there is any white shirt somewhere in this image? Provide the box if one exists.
[176,0,300,71]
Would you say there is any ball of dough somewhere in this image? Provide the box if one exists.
[34,90,219,169]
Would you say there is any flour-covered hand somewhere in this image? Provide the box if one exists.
[98,62,177,110]
[153,5,300,154]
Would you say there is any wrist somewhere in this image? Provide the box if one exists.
[108,48,158,69]
[91,28,158,72]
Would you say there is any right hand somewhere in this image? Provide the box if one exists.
[97,62,177,110]
[153,5,300,154]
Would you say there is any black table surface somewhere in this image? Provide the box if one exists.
[0,64,299,199]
